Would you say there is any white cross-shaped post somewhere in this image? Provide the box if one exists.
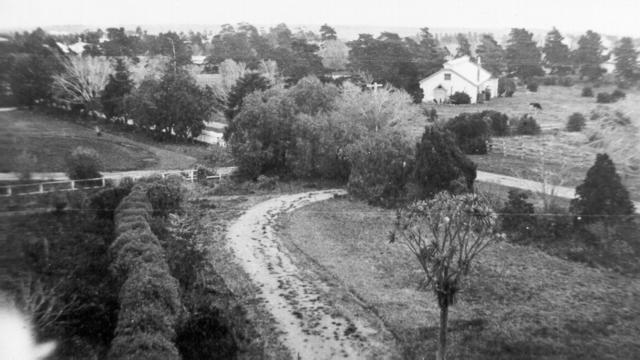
[366,82,383,92]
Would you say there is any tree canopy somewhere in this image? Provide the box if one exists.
[505,28,544,79]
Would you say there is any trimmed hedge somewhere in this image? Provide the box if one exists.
[107,183,183,360]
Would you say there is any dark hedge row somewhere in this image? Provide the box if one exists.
[107,183,182,360]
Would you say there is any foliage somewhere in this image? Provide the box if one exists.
[596,92,613,103]
[581,86,593,97]
[449,91,471,104]
[101,58,134,119]
[390,192,500,360]
[66,146,102,180]
[570,153,635,226]
[611,89,626,101]
[89,184,133,220]
[475,34,505,77]
[497,77,515,97]
[542,28,572,75]
[223,72,271,121]
[445,113,491,154]
[526,81,539,92]
[288,75,339,115]
[318,39,349,70]
[319,24,337,41]
[573,30,608,81]
[513,115,541,135]
[127,68,216,140]
[108,332,180,360]
[500,189,536,236]
[566,112,586,132]
[141,177,184,218]
[455,33,472,58]
[505,28,544,79]
[348,29,445,102]
[53,56,113,113]
[481,110,510,136]
[226,88,297,179]
[412,126,477,198]
[346,130,414,207]
[613,37,638,86]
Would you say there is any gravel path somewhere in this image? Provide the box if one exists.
[226,190,394,360]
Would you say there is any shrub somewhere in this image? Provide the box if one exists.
[256,175,278,190]
[117,264,181,336]
[412,126,477,198]
[111,236,167,281]
[596,92,613,103]
[115,218,152,237]
[109,229,160,259]
[66,146,102,180]
[611,89,626,101]
[513,115,541,135]
[581,86,593,97]
[445,113,491,154]
[449,91,471,104]
[481,110,510,136]
[176,303,238,360]
[526,81,539,92]
[108,332,180,360]
[500,190,536,238]
[566,113,586,132]
[144,179,184,218]
[498,77,516,97]
[346,131,414,207]
[558,76,574,87]
[89,185,133,220]
[542,76,557,85]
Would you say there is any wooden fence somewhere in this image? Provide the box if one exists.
[0,169,224,197]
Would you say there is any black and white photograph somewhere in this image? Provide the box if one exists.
[1,0,639,359]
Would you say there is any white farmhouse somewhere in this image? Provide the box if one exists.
[419,56,499,104]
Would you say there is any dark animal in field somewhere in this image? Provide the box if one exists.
[529,102,542,110]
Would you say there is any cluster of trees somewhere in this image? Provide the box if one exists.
[224,74,477,207]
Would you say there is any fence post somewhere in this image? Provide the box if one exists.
[71,180,75,190]
[101,178,106,187]
[39,184,44,194]
[190,170,195,183]
[7,186,11,196]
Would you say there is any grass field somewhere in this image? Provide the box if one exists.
[0,109,199,172]
[278,198,640,360]
[418,84,640,200]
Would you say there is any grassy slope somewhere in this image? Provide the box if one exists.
[417,85,640,200]
[278,198,640,360]
[0,110,198,172]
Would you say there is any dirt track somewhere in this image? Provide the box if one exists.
[226,190,395,360]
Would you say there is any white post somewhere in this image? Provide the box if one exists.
[101,178,106,187]
[39,184,44,194]
[7,186,11,196]
[71,180,75,190]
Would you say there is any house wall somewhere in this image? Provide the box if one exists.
[420,71,480,104]
[481,78,500,100]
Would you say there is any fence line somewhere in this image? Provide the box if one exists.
[0,169,226,197]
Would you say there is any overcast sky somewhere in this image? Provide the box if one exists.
[1,0,639,37]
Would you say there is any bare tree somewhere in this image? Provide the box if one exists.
[52,56,112,114]
[390,192,501,360]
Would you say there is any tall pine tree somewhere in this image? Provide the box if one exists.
[505,28,544,79]
[613,37,638,86]
[101,58,134,119]
[573,30,608,81]
[570,153,635,226]
[475,34,505,77]
[542,27,571,75]
[455,33,472,58]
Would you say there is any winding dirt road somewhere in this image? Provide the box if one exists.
[226,190,395,360]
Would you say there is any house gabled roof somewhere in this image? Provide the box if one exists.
[420,56,495,86]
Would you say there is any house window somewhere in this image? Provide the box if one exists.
[444,73,451,80]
